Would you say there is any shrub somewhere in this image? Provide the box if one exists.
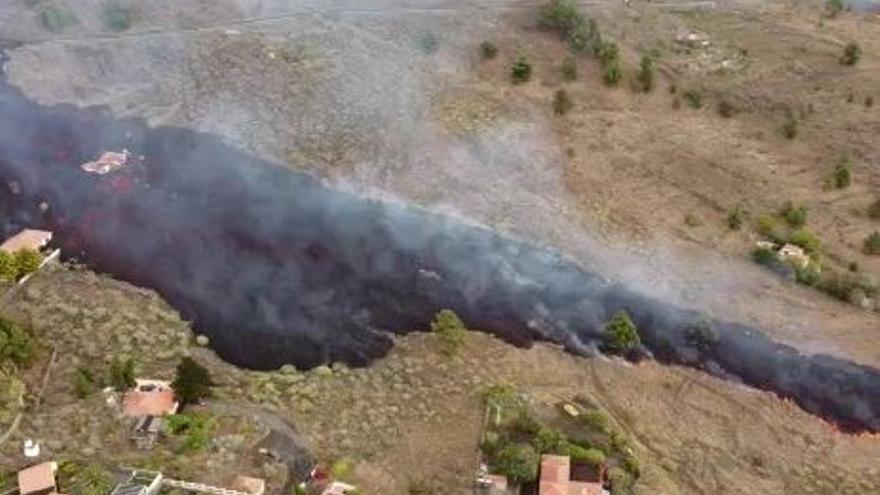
[604,311,640,353]
[554,89,574,115]
[561,56,578,80]
[167,412,215,451]
[751,246,778,267]
[568,18,601,54]
[782,119,798,139]
[109,357,135,391]
[0,252,16,281]
[832,157,851,189]
[718,100,735,118]
[39,6,77,32]
[795,264,822,286]
[598,41,619,66]
[511,56,533,84]
[683,89,703,109]
[603,61,622,86]
[540,0,585,32]
[818,272,863,302]
[494,443,539,484]
[103,4,134,32]
[780,201,807,228]
[73,367,97,399]
[172,357,213,405]
[867,95,874,108]
[636,56,654,92]
[580,408,610,433]
[431,309,467,355]
[622,454,641,479]
[826,0,845,17]
[869,198,880,219]
[727,205,746,230]
[684,318,718,351]
[0,316,36,367]
[672,97,681,110]
[480,41,498,59]
[789,228,822,255]
[840,41,861,66]
[607,467,633,495]
[572,446,606,465]
[864,232,880,255]
[756,214,785,242]
[72,465,113,495]
[14,249,43,278]
[534,427,569,453]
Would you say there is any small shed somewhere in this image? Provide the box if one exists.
[0,230,53,254]
[18,462,58,495]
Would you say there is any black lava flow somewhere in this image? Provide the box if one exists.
[0,67,878,433]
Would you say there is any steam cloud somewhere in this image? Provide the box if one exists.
[0,66,878,432]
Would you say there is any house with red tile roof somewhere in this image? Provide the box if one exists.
[539,455,608,495]
[122,379,179,417]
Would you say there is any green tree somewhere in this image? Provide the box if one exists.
[14,249,42,278]
[840,41,861,66]
[72,464,113,495]
[494,443,539,484]
[864,232,880,255]
[636,56,654,92]
[431,309,467,355]
[533,427,568,454]
[0,251,16,281]
[0,316,35,368]
[167,412,215,451]
[571,446,606,465]
[108,357,135,391]
[833,157,851,189]
[510,56,533,84]
[172,357,213,406]
[73,367,96,399]
[605,311,640,353]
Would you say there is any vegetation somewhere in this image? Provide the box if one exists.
[494,443,539,484]
[480,41,498,60]
[789,228,822,255]
[510,56,533,84]
[561,56,578,81]
[718,100,735,118]
[864,232,880,255]
[167,412,215,451]
[109,357,136,391]
[14,249,43,279]
[683,89,703,109]
[832,156,852,189]
[869,198,880,220]
[553,89,574,115]
[39,6,77,32]
[751,246,779,268]
[604,311,640,353]
[780,201,807,228]
[71,464,114,495]
[0,315,36,368]
[840,41,861,66]
[756,214,785,243]
[636,56,654,93]
[727,205,746,230]
[431,309,467,355]
[795,264,821,286]
[418,33,440,55]
[684,318,718,351]
[579,408,610,433]
[598,42,622,86]
[540,0,601,54]
[826,0,845,17]
[172,357,213,405]
[103,4,134,32]
[782,118,798,139]
[0,252,15,280]
[73,367,98,399]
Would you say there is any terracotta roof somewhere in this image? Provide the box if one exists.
[568,481,604,495]
[122,379,179,417]
[18,462,57,495]
[231,476,265,495]
[1,229,52,253]
[540,455,571,482]
[539,481,569,495]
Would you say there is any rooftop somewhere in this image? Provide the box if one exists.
[1,229,52,253]
[17,462,57,495]
[122,379,179,417]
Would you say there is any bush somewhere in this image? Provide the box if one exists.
[780,201,807,228]
[684,318,718,351]
[0,316,35,368]
[833,157,852,188]
[511,56,533,84]
[782,119,798,139]
[172,357,213,406]
[109,357,135,391]
[727,205,746,230]
[167,412,215,451]
[494,443,539,484]
[867,95,875,108]
[751,246,778,267]
[603,61,622,86]
[540,0,585,32]
[604,311,640,353]
[0,252,16,281]
[683,89,703,109]
[840,41,861,66]
[864,232,880,255]
[39,6,77,32]
[789,228,822,255]
[608,467,633,495]
[571,445,606,465]
[103,4,134,32]
[554,89,574,115]
[431,309,467,355]
[480,41,498,60]
[718,100,735,118]
[869,198,880,220]
[756,214,785,242]
[568,18,601,54]
[580,409,610,432]
[72,465,114,495]
[73,367,97,399]
[534,428,569,454]
[561,56,578,80]
[14,249,43,278]
[795,264,822,286]
[636,56,654,93]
